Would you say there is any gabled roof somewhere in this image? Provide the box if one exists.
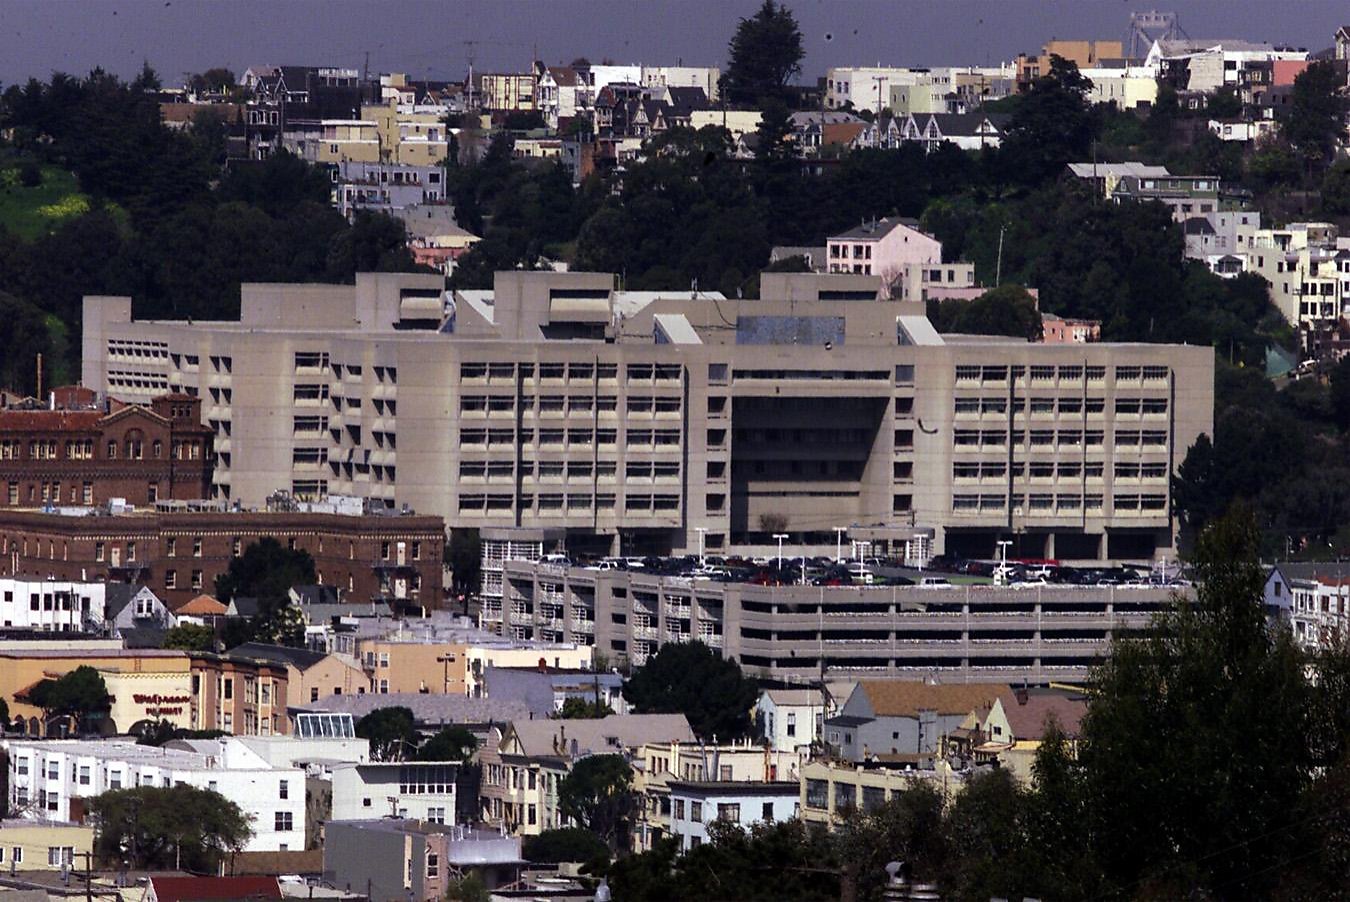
[546,66,581,87]
[148,876,282,902]
[821,121,867,147]
[1000,692,1087,739]
[831,216,923,241]
[507,713,694,759]
[855,681,1008,718]
[173,594,228,616]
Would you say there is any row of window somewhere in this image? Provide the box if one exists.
[954,397,1167,416]
[955,364,1168,383]
[952,493,1167,513]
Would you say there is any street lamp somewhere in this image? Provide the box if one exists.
[694,527,707,567]
[773,533,789,570]
[912,532,927,571]
[834,527,847,563]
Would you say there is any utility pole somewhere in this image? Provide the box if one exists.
[995,224,1006,286]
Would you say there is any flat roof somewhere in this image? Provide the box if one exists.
[667,780,801,794]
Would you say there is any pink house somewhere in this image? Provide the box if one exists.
[826,217,941,278]
[1041,312,1101,344]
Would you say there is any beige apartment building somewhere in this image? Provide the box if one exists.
[355,636,593,695]
[82,269,1212,562]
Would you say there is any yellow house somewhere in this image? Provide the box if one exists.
[227,642,369,704]
[973,690,1086,782]
[799,758,961,826]
[312,120,382,164]
[362,101,451,166]
[0,819,94,871]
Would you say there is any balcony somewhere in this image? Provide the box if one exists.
[569,617,595,634]
[634,624,659,640]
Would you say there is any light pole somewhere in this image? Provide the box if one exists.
[436,654,456,694]
[834,527,846,563]
[773,533,789,570]
[996,539,1013,586]
[913,532,927,571]
[694,527,707,567]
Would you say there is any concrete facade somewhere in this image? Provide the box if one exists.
[667,781,799,852]
[81,271,1213,565]
[496,561,1184,679]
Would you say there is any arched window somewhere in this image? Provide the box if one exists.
[152,440,163,459]
[107,440,117,459]
[125,429,144,460]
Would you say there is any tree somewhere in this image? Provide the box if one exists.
[1332,355,1350,431]
[1281,60,1349,173]
[722,0,804,107]
[999,55,1095,185]
[355,706,418,761]
[556,697,614,719]
[522,827,611,864]
[557,754,637,850]
[89,785,250,872]
[214,537,314,646]
[162,623,215,652]
[444,873,489,902]
[1079,508,1316,897]
[29,666,110,735]
[926,284,1042,340]
[417,725,477,762]
[446,529,482,596]
[622,641,758,739]
[1322,159,1350,216]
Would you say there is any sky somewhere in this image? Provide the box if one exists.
[1,0,1346,88]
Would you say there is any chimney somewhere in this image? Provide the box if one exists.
[537,656,548,673]
[1014,683,1029,706]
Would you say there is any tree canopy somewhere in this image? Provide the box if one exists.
[162,623,215,652]
[722,0,804,107]
[926,284,1042,340]
[214,537,314,646]
[356,706,418,761]
[557,754,637,851]
[417,725,478,762]
[622,641,758,740]
[89,785,251,871]
[29,666,110,734]
[522,826,611,865]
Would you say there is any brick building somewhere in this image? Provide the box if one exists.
[0,508,445,608]
[0,390,212,509]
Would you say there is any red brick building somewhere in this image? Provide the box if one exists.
[0,390,212,508]
[0,508,445,608]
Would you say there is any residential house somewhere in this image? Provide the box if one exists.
[756,688,830,753]
[334,162,448,219]
[481,665,626,715]
[826,218,941,278]
[228,642,369,704]
[535,65,582,130]
[688,109,762,141]
[0,819,93,872]
[1246,222,1348,347]
[189,651,290,735]
[6,739,304,851]
[1016,40,1123,92]
[476,73,538,113]
[171,593,228,627]
[0,579,107,633]
[667,781,799,852]
[973,688,1087,781]
[1183,209,1262,261]
[104,584,176,647]
[324,820,521,901]
[634,737,802,851]
[824,681,1008,762]
[897,112,1009,152]
[329,760,461,824]
[1147,39,1307,94]
[799,757,963,826]
[1040,313,1101,344]
[478,714,694,835]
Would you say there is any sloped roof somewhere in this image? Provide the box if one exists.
[148,876,282,902]
[821,121,867,147]
[173,594,228,616]
[0,409,103,431]
[762,688,822,706]
[508,713,694,758]
[857,681,1008,718]
[230,641,329,671]
[1001,692,1087,739]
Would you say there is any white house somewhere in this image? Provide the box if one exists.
[667,781,799,851]
[826,217,942,278]
[104,585,175,637]
[4,738,306,851]
[756,688,829,753]
[0,579,107,632]
[329,761,460,824]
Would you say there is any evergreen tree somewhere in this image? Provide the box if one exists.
[722,1,804,107]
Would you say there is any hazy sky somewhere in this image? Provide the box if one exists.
[2,0,1346,87]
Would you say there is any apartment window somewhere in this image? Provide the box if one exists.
[193,538,203,557]
[691,801,703,821]
[165,570,177,590]
[274,811,293,832]
[223,678,233,700]
[426,852,440,879]
[48,847,74,867]
[717,803,741,822]
[279,780,289,800]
